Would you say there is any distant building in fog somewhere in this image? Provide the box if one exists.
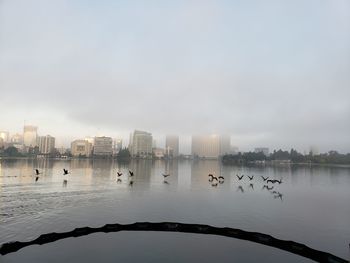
[192,135,221,159]
[93,137,113,156]
[11,133,23,144]
[191,135,231,158]
[71,140,92,157]
[254,147,269,156]
[0,131,9,143]
[129,130,153,158]
[220,135,231,155]
[153,147,165,159]
[23,125,38,147]
[165,135,179,158]
[38,135,55,154]
[113,138,123,154]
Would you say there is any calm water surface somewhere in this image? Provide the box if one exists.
[0,159,349,262]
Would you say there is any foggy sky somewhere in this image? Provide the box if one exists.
[0,0,349,153]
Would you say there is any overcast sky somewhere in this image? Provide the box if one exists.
[0,0,349,153]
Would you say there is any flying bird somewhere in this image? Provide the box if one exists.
[248,175,254,181]
[261,176,269,182]
[218,176,224,180]
[63,169,69,175]
[162,173,170,178]
[129,170,134,176]
[35,169,41,176]
[236,175,244,180]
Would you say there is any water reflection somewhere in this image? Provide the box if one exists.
[1,159,350,259]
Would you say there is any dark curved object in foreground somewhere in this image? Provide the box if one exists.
[0,222,347,263]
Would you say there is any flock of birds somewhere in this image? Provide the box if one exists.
[33,168,283,199]
[208,173,284,200]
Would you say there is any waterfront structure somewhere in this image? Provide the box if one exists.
[254,147,269,156]
[37,135,55,154]
[130,130,152,158]
[165,135,179,158]
[153,147,165,159]
[71,140,93,157]
[93,136,113,156]
[0,131,9,143]
[23,125,38,147]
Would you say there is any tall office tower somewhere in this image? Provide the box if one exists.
[130,130,153,158]
[165,135,179,158]
[254,147,269,156]
[0,131,9,143]
[191,135,221,159]
[71,140,93,157]
[37,135,55,154]
[220,135,231,156]
[93,136,113,156]
[23,125,38,147]
[114,138,123,154]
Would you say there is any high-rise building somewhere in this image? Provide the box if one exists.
[130,130,152,158]
[191,135,221,159]
[220,135,231,155]
[38,135,55,154]
[254,147,269,156]
[0,131,9,143]
[165,135,179,158]
[93,136,113,156]
[23,125,38,147]
[71,140,93,157]
[114,138,123,154]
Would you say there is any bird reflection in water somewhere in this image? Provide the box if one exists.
[237,185,244,193]
[163,180,169,185]
[129,180,134,187]
[117,178,122,184]
[249,183,254,190]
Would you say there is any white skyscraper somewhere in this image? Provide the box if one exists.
[23,125,38,147]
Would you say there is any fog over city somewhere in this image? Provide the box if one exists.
[1,0,349,153]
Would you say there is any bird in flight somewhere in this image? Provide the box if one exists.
[248,175,254,181]
[35,169,41,176]
[63,169,69,175]
[129,170,134,176]
[117,172,123,177]
[162,173,170,178]
[261,176,269,182]
[236,175,244,180]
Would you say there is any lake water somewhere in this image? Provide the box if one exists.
[0,158,349,262]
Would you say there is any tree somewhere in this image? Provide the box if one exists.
[4,146,21,157]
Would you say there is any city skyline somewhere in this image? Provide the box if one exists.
[1,0,349,153]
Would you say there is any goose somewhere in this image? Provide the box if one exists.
[236,175,244,180]
[248,175,254,181]
[129,170,134,176]
[63,169,69,175]
[117,172,123,177]
[35,169,41,176]
[218,176,224,181]
[162,173,170,178]
[261,176,269,182]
